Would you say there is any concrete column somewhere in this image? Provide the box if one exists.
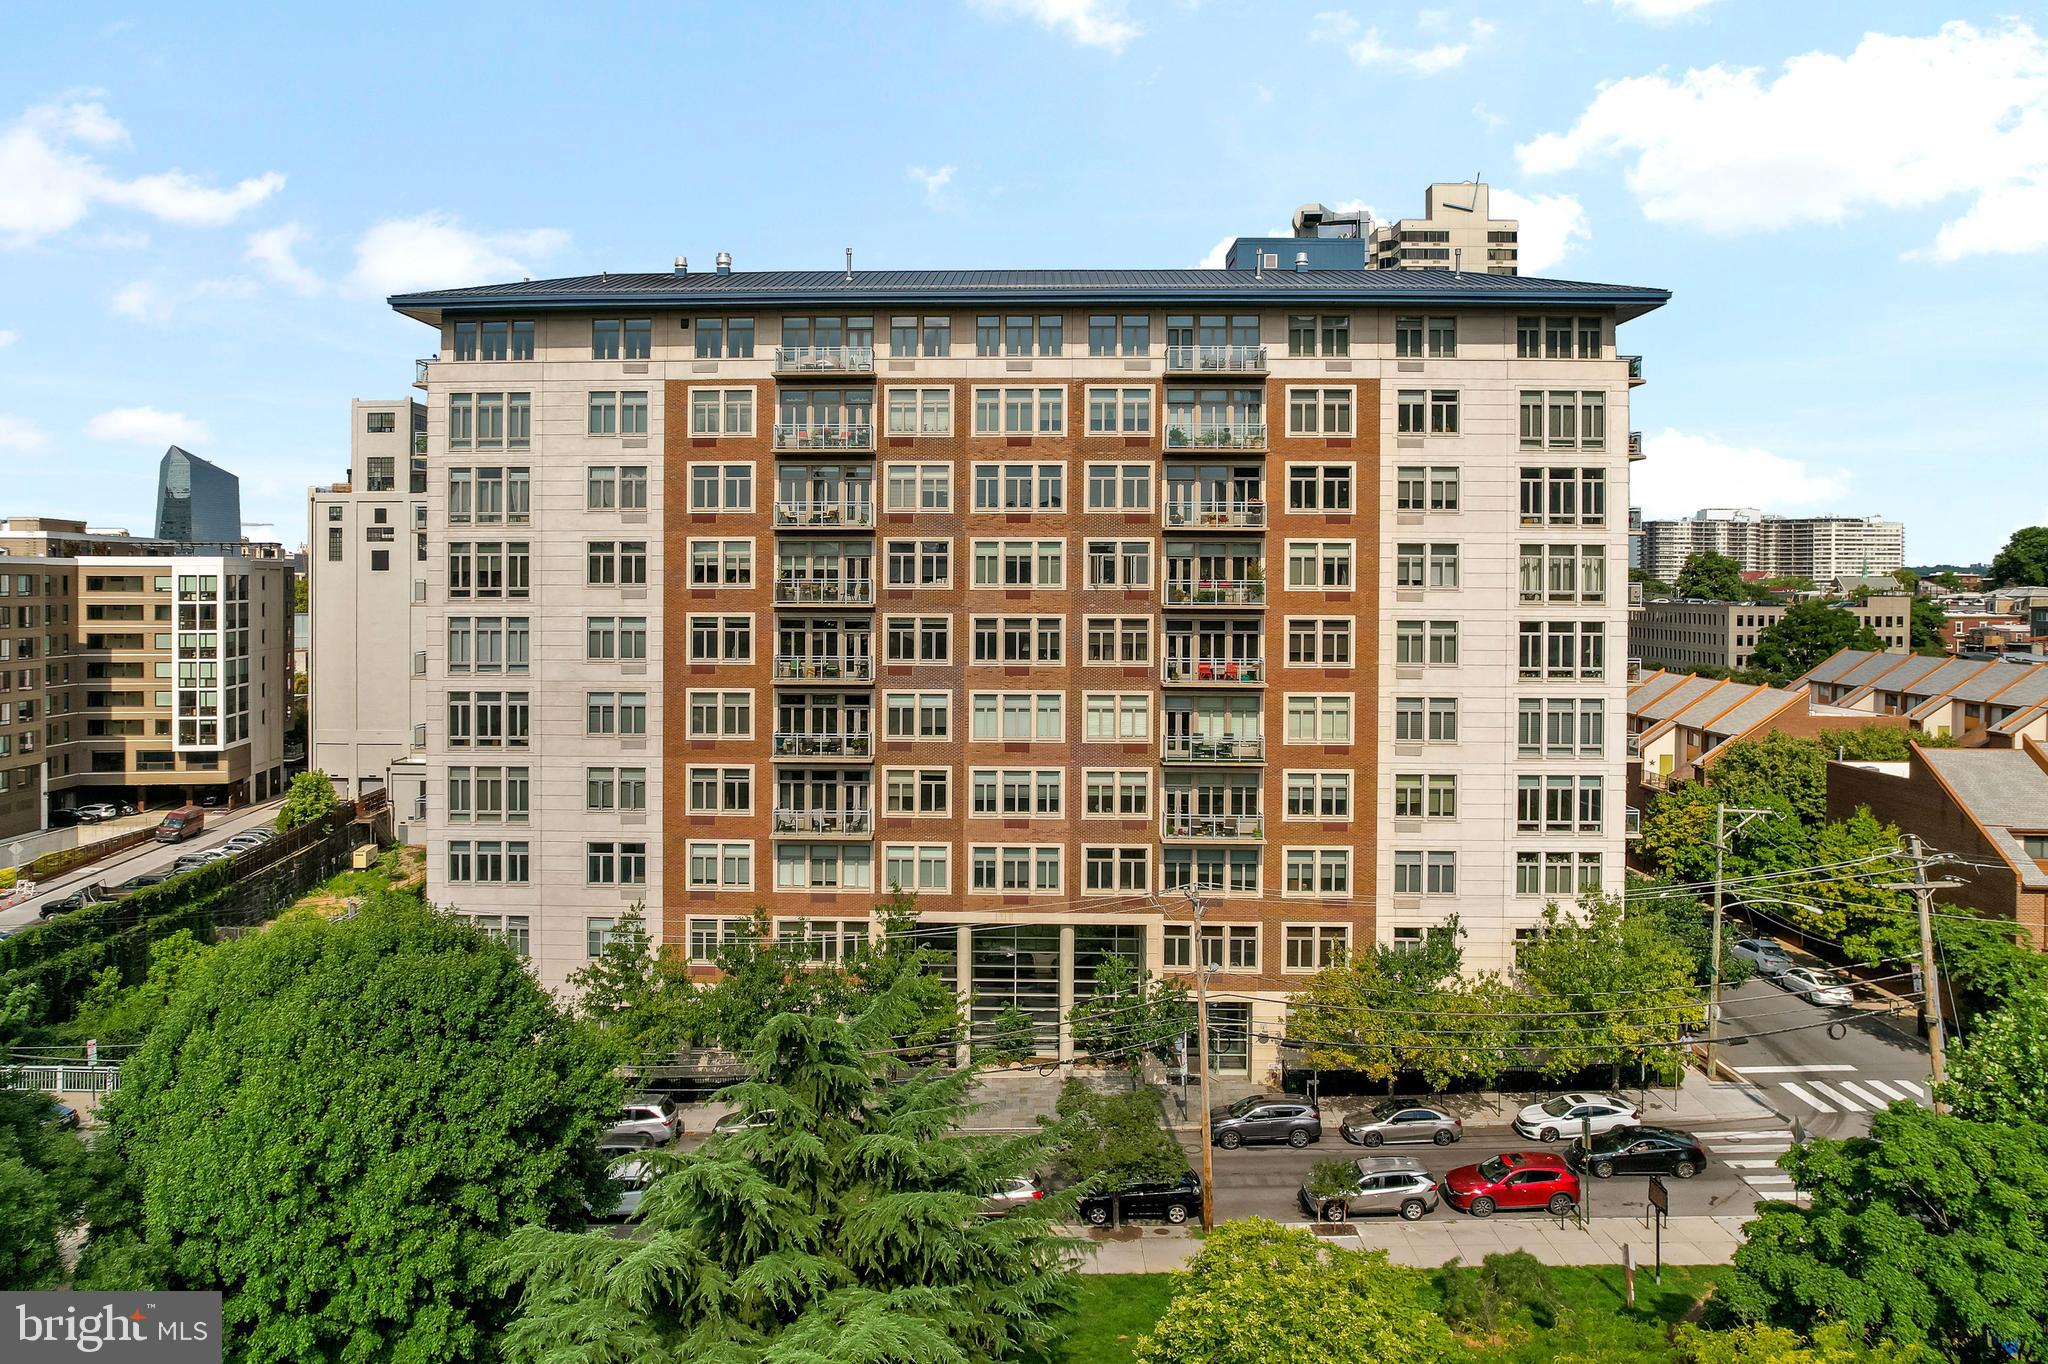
[954,922,974,1068]
[1057,923,1077,1062]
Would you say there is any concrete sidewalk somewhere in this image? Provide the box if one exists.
[1076,1213,1748,1272]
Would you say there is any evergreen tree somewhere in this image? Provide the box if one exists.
[496,984,1079,1362]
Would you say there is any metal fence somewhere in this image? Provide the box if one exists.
[4,1064,121,1094]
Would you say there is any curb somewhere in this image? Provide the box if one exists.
[1703,1058,1799,1127]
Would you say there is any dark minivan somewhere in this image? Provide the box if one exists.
[155,805,205,844]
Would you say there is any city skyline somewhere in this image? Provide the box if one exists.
[0,3,2042,563]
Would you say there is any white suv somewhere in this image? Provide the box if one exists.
[604,1097,680,1148]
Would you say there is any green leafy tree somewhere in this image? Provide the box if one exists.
[0,1087,89,1289]
[1990,526,2048,587]
[1761,575,1819,593]
[1632,568,1676,598]
[495,989,1078,1362]
[1749,601,1886,686]
[1933,571,1963,591]
[567,904,698,1064]
[976,1001,1038,1063]
[1515,895,1701,1083]
[686,908,819,1054]
[1938,983,2048,1124]
[1708,733,1831,825]
[1677,1321,1936,1362]
[1676,551,1750,602]
[1287,921,1463,1085]
[1043,1079,1188,1211]
[101,895,618,1363]
[1134,1218,1451,1364]
[274,770,340,832]
[1717,1106,2048,1360]
[822,894,963,1056]
[1908,596,1947,654]
[1634,886,1755,988]
[1436,1251,1565,1334]
[1067,950,1193,1069]
[59,929,210,1047]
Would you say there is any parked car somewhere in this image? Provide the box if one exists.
[604,1096,681,1148]
[1298,1155,1441,1222]
[112,873,169,895]
[1341,1101,1462,1147]
[711,1108,776,1134]
[1564,1125,1708,1180]
[1778,966,1854,1007]
[589,1158,657,1220]
[38,886,109,918]
[222,833,269,852]
[1210,1095,1322,1149]
[1730,937,1794,977]
[983,1175,1045,1215]
[170,854,214,874]
[74,802,120,822]
[47,809,82,828]
[1441,1152,1582,1218]
[1077,1173,1202,1226]
[49,1102,80,1131]
[1512,1093,1639,1143]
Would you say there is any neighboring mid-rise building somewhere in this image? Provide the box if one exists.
[0,518,294,825]
[154,446,243,544]
[383,255,1666,1076]
[1640,508,1905,583]
[0,559,73,847]
[308,398,429,820]
[1629,594,1913,672]
[1223,182,1519,276]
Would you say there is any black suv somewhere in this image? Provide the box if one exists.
[1077,1173,1203,1226]
[1210,1095,1322,1149]
[1564,1125,1707,1180]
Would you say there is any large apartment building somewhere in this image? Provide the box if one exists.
[1630,593,1914,673]
[307,398,429,827]
[388,259,1664,1074]
[1640,508,1905,583]
[0,519,295,838]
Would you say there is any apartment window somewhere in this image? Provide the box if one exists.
[585,766,648,812]
[885,387,952,435]
[883,844,951,892]
[1516,775,1606,833]
[1284,771,1350,820]
[884,463,952,511]
[971,692,1064,741]
[1083,615,1151,665]
[883,768,950,815]
[1083,769,1150,817]
[1394,543,1458,589]
[687,841,753,890]
[1285,618,1351,666]
[1427,316,1456,357]
[620,463,649,510]
[693,317,756,358]
[1287,387,1353,436]
[1283,695,1351,743]
[971,387,1065,435]
[448,690,530,749]
[1521,391,1608,449]
[970,768,1063,817]
[687,766,753,814]
[1284,848,1350,897]
[972,462,1065,512]
[1285,541,1352,589]
[968,845,1063,893]
[1089,314,1150,356]
[1284,925,1347,971]
[688,538,753,586]
[1518,544,1607,604]
[882,615,951,663]
[1520,467,1609,526]
[1086,387,1154,435]
[585,540,650,588]
[584,690,647,735]
[1287,314,1350,356]
[971,539,1065,589]
[688,463,754,511]
[883,539,951,588]
[775,844,873,891]
[1517,697,1606,757]
[1394,316,1423,358]
[587,391,618,435]
[689,388,755,435]
[970,616,1063,664]
[1084,542,1152,590]
[326,527,342,562]
[586,466,616,509]
[1520,850,1605,897]
[687,690,753,738]
[1518,620,1605,680]
[1085,462,1154,511]
[1286,464,1352,512]
[883,691,950,739]
[687,915,753,963]
[1082,693,1150,741]
[686,614,752,662]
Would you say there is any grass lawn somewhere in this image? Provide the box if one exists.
[1047,1264,1722,1363]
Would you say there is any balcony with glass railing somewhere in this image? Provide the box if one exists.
[1161,656,1264,685]
[774,576,873,605]
[413,357,432,389]
[773,654,874,683]
[1164,499,1267,530]
[772,423,874,452]
[1164,344,1267,375]
[1164,421,1267,451]
[774,345,876,375]
[771,731,874,760]
[1160,811,1264,841]
[1161,734,1266,764]
[1623,355,1644,386]
[1628,431,1644,461]
[1164,577,1265,608]
[773,500,875,529]
[772,807,874,836]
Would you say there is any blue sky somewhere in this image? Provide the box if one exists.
[0,1,2042,564]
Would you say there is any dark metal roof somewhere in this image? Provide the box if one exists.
[390,267,1670,324]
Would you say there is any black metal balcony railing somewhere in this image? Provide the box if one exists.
[774,500,876,529]
[772,423,875,452]
[1164,422,1266,451]
[772,808,873,835]
[1161,812,1263,840]
[1164,344,1268,374]
[774,576,874,605]
[773,345,876,375]
[1164,579,1265,607]
[1165,500,1266,530]
[773,655,874,682]
[771,732,874,759]
[1162,657,1264,685]
[1161,735,1266,764]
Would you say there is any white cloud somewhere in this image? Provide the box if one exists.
[1472,100,1506,130]
[1197,235,1234,269]
[1610,0,1718,20]
[0,329,16,348]
[969,0,1141,52]
[1516,21,2048,261]
[345,213,569,297]
[1632,429,1850,519]
[110,280,162,321]
[85,406,211,448]
[0,415,47,453]
[1490,188,1590,273]
[0,97,283,247]
[246,222,322,294]
[1313,10,1493,75]
[109,276,254,323]
[908,164,956,206]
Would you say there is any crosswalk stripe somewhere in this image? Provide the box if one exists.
[1708,1143,1789,1155]
[1806,1081,1864,1112]
[1836,1081,1891,1109]
[1695,1129,1795,1140]
[1779,1081,1836,1113]
[1739,1064,1859,1074]
[1894,1080,1929,1100]
[1728,1159,1787,1169]
[1860,1079,1913,1102]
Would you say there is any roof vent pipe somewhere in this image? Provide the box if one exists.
[674,256,688,275]
[1453,248,1463,277]
[715,251,732,274]
[1294,251,1309,272]
[845,247,853,283]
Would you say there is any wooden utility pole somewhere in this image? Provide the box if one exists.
[1706,805,1778,1075]
[1187,887,1216,1231]
[1882,835,1960,1114]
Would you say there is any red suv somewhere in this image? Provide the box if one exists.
[1440,1151,1581,1218]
